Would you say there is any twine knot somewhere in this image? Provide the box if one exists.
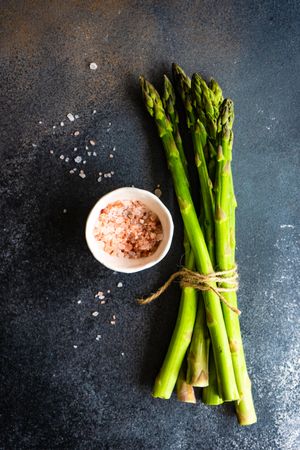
[138,266,240,315]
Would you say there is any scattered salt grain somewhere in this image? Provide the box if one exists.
[100,300,106,305]
[65,157,69,162]
[85,146,89,150]
[39,121,43,124]
[69,169,75,174]
[74,156,82,163]
[154,188,162,198]
[89,62,98,70]
[93,109,97,114]
[77,300,82,304]
[63,209,67,214]
[117,282,123,288]
[73,345,78,349]
[79,170,86,179]
[60,122,64,127]
[67,113,75,122]
[110,321,116,325]
[75,114,79,119]
[60,155,65,160]
[93,151,97,156]
[83,160,86,164]
[97,177,102,182]
[53,125,56,129]
[111,171,114,175]
[50,150,54,154]
[92,311,99,317]
[96,335,101,340]
[121,352,125,356]
[112,146,116,151]
[74,147,78,151]
[112,315,116,320]
[74,131,80,136]
[32,143,37,148]
[109,154,114,158]
[88,152,92,156]
[90,140,96,146]
[107,290,111,294]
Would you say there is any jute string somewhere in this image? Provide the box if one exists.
[138,266,240,315]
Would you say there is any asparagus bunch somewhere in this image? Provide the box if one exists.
[139,65,256,425]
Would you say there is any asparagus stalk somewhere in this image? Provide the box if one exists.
[202,347,223,405]
[172,64,215,265]
[176,361,196,403]
[152,78,198,399]
[152,233,197,399]
[140,76,239,401]
[172,64,218,388]
[163,74,210,389]
[186,297,210,386]
[162,75,188,176]
[215,99,257,424]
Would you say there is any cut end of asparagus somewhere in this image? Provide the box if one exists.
[176,379,197,404]
[191,370,209,388]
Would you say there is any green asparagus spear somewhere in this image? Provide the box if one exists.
[215,99,257,425]
[140,76,239,401]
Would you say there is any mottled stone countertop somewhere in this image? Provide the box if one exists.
[1,1,299,449]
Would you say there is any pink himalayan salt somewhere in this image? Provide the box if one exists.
[93,200,163,259]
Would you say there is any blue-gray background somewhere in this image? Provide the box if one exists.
[1,1,299,449]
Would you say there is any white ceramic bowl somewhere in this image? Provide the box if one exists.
[85,187,174,273]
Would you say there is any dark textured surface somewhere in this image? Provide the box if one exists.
[1,1,300,449]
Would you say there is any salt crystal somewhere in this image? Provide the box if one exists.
[75,114,79,119]
[39,121,43,124]
[109,154,114,158]
[83,161,86,164]
[67,113,75,122]
[60,122,64,126]
[88,152,91,156]
[99,172,102,175]
[53,125,56,129]
[111,171,114,175]
[79,170,86,179]
[77,300,82,304]
[69,169,75,174]
[65,157,69,162]
[110,321,116,325]
[74,147,78,151]
[96,335,101,340]
[97,177,102,182]
[85,146,89,150]
[93,152,97,156]
[92,311,99,317]
[75,156,82,163]
[60,155,65,160]
[90,62,98,70]
[154,188,162,198]
[107,290,110,293]
[100,300,106,304]
[112,314,116,320]
[32,143,37,148]
[50,150,54,154]
[93,109,97,114]
[73,345,78,349]
[90,140,96,146]
[74,131,80,136]
[63,209,67,214]
[112,146,116,151]
[108,122,112,126]
[121,352,125,356]
[117,282,123,288]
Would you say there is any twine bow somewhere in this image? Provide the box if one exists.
[138,266,240,315]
